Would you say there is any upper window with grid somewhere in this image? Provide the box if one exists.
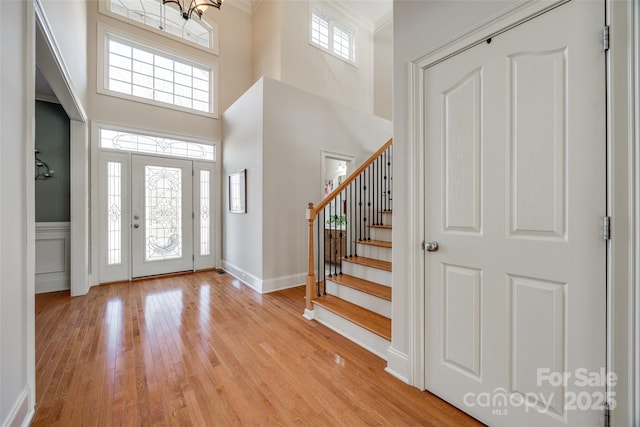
[103,32,214,116]
[310,10,356,64]
[99,0,218,54]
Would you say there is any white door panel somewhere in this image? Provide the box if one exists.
[131,155,194,278]
[423,1,606,425]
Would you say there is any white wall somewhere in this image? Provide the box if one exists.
[222,77,391,293]
[222,78,265,285]
[252,0,282,82]
[391,0,519,382]
[262,77,390,285]
[39,0,88,108]
[374,21,392,120]
[0,0,34,425]
[252,0,376,114]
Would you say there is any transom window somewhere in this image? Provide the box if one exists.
[105,33,213,114]
[310,9,356,64]
[101,0,217,52]
[100,127,216,161]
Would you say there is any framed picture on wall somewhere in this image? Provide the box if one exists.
[229,169,247,213]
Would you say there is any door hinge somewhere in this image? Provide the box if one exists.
[603,25,610,51]
[603,216,611,240]
[604,402,610,427]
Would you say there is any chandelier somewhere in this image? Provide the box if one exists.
[162,0,223,20]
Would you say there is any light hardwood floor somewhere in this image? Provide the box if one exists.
[33,271,483,426]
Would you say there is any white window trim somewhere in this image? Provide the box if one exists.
[97,23,219,119]
[98,0,219,55]
[309,6,358,67]
[94,120,218,162]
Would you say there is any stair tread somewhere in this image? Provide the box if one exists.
[312,295,391,340]
[367,224,392,229]
[380,210,393,214]
[357,239,392,248]
[343,256,392,272]
[326,274,391,301]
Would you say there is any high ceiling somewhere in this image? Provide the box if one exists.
[339,0,392,26]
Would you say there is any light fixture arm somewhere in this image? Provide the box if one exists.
[162,0,223,20]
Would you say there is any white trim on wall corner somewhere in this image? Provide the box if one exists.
[33,0,87,122]
[1,387,33,427]
[385,346,410,384]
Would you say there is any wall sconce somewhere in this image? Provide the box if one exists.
[35,148,54,180]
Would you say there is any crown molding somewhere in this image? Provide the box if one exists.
[374,10,392,32]
[225,0,253,14]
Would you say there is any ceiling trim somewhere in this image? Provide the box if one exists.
[225,0,253,14]
[374,10,392,32]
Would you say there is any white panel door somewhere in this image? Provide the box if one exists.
[423,1,606,426]
[131,155,194,278]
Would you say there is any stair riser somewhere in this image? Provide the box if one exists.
[312,304,390,360]
[355,244,392,262]
[369,228,392,242]
[325,280,391,317]
[381,212,392,226]
[342,263,391,286]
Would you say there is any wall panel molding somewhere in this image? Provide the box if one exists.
[35,222,70,294]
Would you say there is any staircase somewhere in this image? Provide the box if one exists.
[303,140,393,360]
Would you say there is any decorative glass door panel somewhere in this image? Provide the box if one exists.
[132,155,193,277]
[145,165,183,261]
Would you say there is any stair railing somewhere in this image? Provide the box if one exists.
[305,138,393,311]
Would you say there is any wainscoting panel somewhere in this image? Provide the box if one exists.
[35,222,71,293]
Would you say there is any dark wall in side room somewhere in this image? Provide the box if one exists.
[35,100,70,222]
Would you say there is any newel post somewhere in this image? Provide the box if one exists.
[305,203,315,312]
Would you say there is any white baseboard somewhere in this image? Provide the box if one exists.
[221,260,306,294]
[385,346,411,385]
[35,277,70,294]
[221,260,262,293]
[1,387,33,427]
[261,272,306,293]
[303,308,315,320]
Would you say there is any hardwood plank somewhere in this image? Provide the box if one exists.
[368,224,392,229]
[328,274,392,301]
[357,239,392,248]
[33,272,483,426]
[312,294,391,340]
[343,255,392,271]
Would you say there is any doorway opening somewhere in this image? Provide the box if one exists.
[321,151,354,199]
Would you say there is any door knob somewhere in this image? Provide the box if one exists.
[133,224,140,229]
[422,241,439,252]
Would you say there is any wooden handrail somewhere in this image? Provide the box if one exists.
[304,138,393,312]
[310,138,393,218]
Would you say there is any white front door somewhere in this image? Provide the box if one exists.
[131,155,194,278]
[422,1,606,425]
